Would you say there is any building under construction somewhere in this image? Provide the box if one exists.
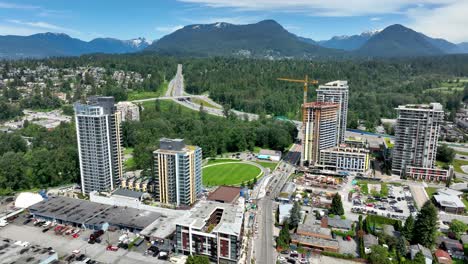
[302,102,339,166]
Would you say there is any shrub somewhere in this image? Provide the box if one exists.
[321,251,355,259]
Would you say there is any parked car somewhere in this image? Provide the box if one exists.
[106,245,119,251]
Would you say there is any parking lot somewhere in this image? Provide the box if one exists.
[0,215,169,264]
[350,185,416,220]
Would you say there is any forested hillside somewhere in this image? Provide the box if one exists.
[182,56,468,127]
[6,54,468,128]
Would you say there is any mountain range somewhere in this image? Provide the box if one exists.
[146,20,340,58]
[1,20,468,59]
[0,33,150,59]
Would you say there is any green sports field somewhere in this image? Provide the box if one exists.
[202,162,262,186]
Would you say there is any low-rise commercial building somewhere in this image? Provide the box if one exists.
[432,188,466,214]
[207,186,241,204]
[257,149,282,162]
[405,166,453,182]
[29,196,161,233]
[175,198,245,264]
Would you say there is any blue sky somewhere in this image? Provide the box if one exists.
[0,0,467,43]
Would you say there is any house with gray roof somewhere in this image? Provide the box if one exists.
[410,244,433,264]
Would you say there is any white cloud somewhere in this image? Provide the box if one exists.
[370,17,381,21]
[407,1,468,43]
[0,1,39,9]
[2,19,80,36]
[0,25,41,35]
[155,25,184,33]
[178,0,458,16]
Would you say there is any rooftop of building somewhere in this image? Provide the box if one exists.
[112,188,146,199]
[175,198,245,237]
[397,102,443,111]
[207,186,241,204]
[29,196,161,231]
[326,215,353,230]
[280,182,296,196]
[155,138,198,154]
[0,238,57,264]
[291,234,339,249]
[364,234,379,247]
[318,80,348,88]
[321,146,369,154]
[437,188,463,197]
[258,149,282,156]
[433,193,465,209]
[297,219,331,238]
[410,244,433,260]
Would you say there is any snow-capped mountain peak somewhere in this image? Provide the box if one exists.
[127,37,150,48]
[361,29,381,36]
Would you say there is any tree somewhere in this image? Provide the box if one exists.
[185,255,210,264]
[449,219,468,239]
[330,193,344,215]
[364,217,372,234]
[436,144,456,163]
[277,220,291,250]
[396,235,408,258]
[198,103,207,121]
[401,214,414,241]
[412,251,426,264]
[369,245,392,264]
[412,201,438,248]
[289,202,301,228]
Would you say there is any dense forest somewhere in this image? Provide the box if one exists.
[0,100,296,194]
[0,122,79,195]
[123,100,297,171]
[6,53,467,127]
[182,56,468,126]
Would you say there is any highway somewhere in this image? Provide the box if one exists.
[131,64,276,122]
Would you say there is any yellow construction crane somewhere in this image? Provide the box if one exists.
[277,75,318,105]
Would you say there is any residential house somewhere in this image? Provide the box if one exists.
[410,244,433,264]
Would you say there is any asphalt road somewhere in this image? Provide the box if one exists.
[254,154,297,263]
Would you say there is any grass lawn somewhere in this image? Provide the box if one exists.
[125,157,136,170]
[254,161,278,171]
[462,198,468,209]
[203,163,262,186]
[124,147,134,155]
[453,159,468,174]
[456,150,468,156]
[191,97,221,109]
[207,159,241,165]
[425,187,438,198]
[127,81,168,101]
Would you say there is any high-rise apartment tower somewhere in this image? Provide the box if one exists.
[74,96,124,194]
[153,138,202,207]
[316,80,349,144]
[302,102,339,166]
[391,103,444,176]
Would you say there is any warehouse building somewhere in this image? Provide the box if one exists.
[29,196,162,232]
